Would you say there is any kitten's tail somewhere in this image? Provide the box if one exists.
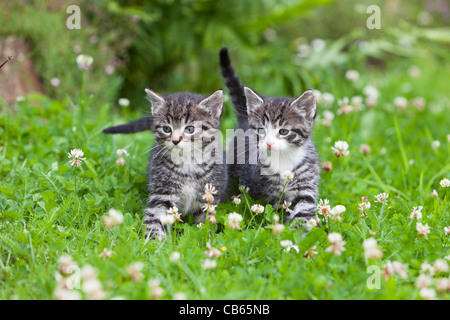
[219,48,247,125]
[102,116,153,134]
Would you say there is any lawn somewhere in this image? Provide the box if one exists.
[1,49,449,300]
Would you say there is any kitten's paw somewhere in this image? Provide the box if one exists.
[145,224,165,241]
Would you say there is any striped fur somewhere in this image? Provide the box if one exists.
[104,89,229,240]
[220,48,320,226]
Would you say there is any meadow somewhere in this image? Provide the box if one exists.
[1,0,450,300]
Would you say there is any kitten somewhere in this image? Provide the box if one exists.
[220,48,320,226]
[103,89,229,239]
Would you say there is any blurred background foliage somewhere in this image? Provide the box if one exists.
[1,0,449,124]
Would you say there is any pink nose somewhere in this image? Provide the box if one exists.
[266,142,273,150]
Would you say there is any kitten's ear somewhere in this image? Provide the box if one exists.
[290,89,317,119]
[198,90,224,118]
[145,88,166,115]
[244,87,264,114]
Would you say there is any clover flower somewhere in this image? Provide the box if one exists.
[202,259,217,270]
[363,238,383,259]
[228,212,243,230]
[331,141,349,158]
[329,205,345,223]
[99,248,113,259]
[345,70,359,81]
[126,262,144,282]
[168,207,183,223]
[304,245,318,259]
[359,144,371,155]
[410,206,423,219]
[317,199,331,217]
[416,222,431,238]
[382,261,407,280]
[68,149,86,166]
[148,279,164,299]
[440,178,450,188]
[170,252,181,262]
[204,243,221,258]
[374,193,389,205]
[232,195,241,205]
[76,54,94,70]
[325,232,346,255]
[251,204,264,214]
[102,209,124,229]
[282,171,294,181]
[160,214,175,226]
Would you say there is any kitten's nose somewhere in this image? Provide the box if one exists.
[172,137,182,145]
[266,142,273,151]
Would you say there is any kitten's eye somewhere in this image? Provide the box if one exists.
[184,126,195,134]
[162,126,172,133]
[257,128,265,135]
[279,129,289,136]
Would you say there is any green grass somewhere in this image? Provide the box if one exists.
[1,56,450,300]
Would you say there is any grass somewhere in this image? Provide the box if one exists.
[0,55,450,300]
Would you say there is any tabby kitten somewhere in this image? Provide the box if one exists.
[103,89,229,239]
[220,48,320,225]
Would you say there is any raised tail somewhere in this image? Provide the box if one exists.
[102,116,153,134]
[219,48,247,125]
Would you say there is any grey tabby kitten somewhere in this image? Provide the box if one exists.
[103,89,229,239]
[220,48,320,225]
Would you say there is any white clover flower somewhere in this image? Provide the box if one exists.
[374,193,389,205]
[444,226,450,236]
[228,212,243,229]
[345,70,359,81]
[116,149,129,157]
[282,171,294,181]
[232,196,241,205]
[118,98,130,107]
[433,259,449,273]
[311,38,326,52]
[304,245,318,259]
[76,54,94,70]
[280,240,293,248]
[322,110,334,126]
[421,262,435,275]
[363,85,379,100]
[251,204,264,214]
[416,274,433,289]
[202,259,217,270]
[431,140,440,150]
[173,292,187,300]
[382,261,408,280]
[306,218,317,229]
[331,141,349,158]
[416,222,431,238]
[325,232,346,255]
[104,65,115,75]
[394,96,408,109]
[440,178,450,188]
[317,199,331,217]
[204,243,221,259]
[160,214,175,226]
[329,205,346,223]
[99,248,113,259]
[170,252,181,262]
[321,92,335,108]
[102,209,124,229]
[271,223,284,235]
[148,279,164,299]
[126,262,144,282]
[50,77,60,87]
[58,255,77,275]
[359,144,371,155]
[337,97,354,115]
[436,278,449,292]
[54,288,81,300]
[410,206,423,219]
[68,149,86,167]
[419,288,437,300]
[363,238,383,259]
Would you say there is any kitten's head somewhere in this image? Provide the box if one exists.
[244,87,316,153]
[145,89,224,151]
